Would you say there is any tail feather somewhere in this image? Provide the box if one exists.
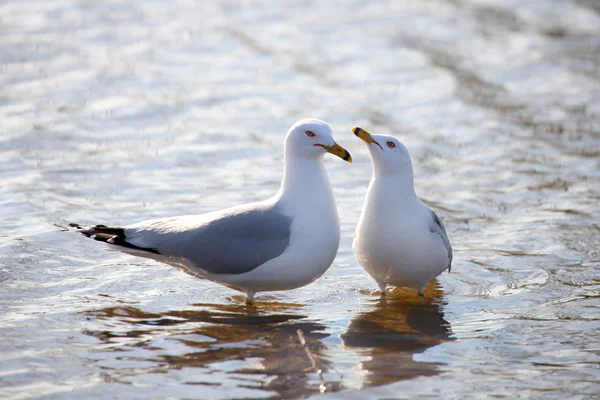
[69,223,160,254]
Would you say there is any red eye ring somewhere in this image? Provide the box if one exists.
[305,130,316,137]
[387,141,396,148]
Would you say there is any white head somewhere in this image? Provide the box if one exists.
[352,127,414,186]
[285,118,352,163]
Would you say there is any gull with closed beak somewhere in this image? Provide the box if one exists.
[352,127,452,296]
[70,119,352,304]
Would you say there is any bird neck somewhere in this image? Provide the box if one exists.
[372,170,416,199]
[373,160,416,197]
[276,154,334,208]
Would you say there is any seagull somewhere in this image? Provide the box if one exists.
[70,119,352,304]
[351,127,452,296]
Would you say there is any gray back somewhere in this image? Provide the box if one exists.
[154,205,292,275]
[429,210,453,271]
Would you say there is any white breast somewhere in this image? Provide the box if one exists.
[215,158,341,293]
[354,181,448,291]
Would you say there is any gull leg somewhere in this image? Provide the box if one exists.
[246,291,255,305]
[377,281,387,296]
[417,285,425,297]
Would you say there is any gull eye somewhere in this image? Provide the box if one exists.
[386,141,396,148]
[305,130,316,137]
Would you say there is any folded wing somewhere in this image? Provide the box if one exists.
[72,204,293,275]
[429,210,453,272]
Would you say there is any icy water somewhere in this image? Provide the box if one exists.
[1,0,600,399]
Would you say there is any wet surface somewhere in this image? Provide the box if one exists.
[1,0,600,399]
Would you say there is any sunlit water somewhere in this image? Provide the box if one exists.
[1,0,599,399]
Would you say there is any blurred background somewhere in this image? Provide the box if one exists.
[1,0,599,399]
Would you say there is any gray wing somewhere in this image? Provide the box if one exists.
[429,210,453,272]
[127,205,292,275]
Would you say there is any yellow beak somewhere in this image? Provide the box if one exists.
[351,127,382,150]
[318,142,352,163]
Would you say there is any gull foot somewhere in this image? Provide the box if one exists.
[246,291,256,305]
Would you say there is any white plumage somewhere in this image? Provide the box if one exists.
[71,119,352,304]
[352,127,452,296]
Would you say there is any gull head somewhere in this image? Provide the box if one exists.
[352,127,413,178]
[285,118,352,163]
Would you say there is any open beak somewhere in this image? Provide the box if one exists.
[352,127,383,150]
[318,142,352,163]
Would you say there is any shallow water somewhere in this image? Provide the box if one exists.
[1,0,600,399]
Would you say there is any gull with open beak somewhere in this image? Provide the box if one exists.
[70,119,352,304]
[352,127,452,296]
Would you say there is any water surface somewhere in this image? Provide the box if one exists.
[1,0,599,399]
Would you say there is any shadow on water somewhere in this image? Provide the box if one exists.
[82,301,343,399]
[341,283,452,388]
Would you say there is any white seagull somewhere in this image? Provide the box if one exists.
[70,119,352,304]
[351,127,452,296]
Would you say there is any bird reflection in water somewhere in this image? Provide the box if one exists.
[83,298,342,399]
[340,282,452,388]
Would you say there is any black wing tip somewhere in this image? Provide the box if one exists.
[105,234,161,255]
[70,223,161,255]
